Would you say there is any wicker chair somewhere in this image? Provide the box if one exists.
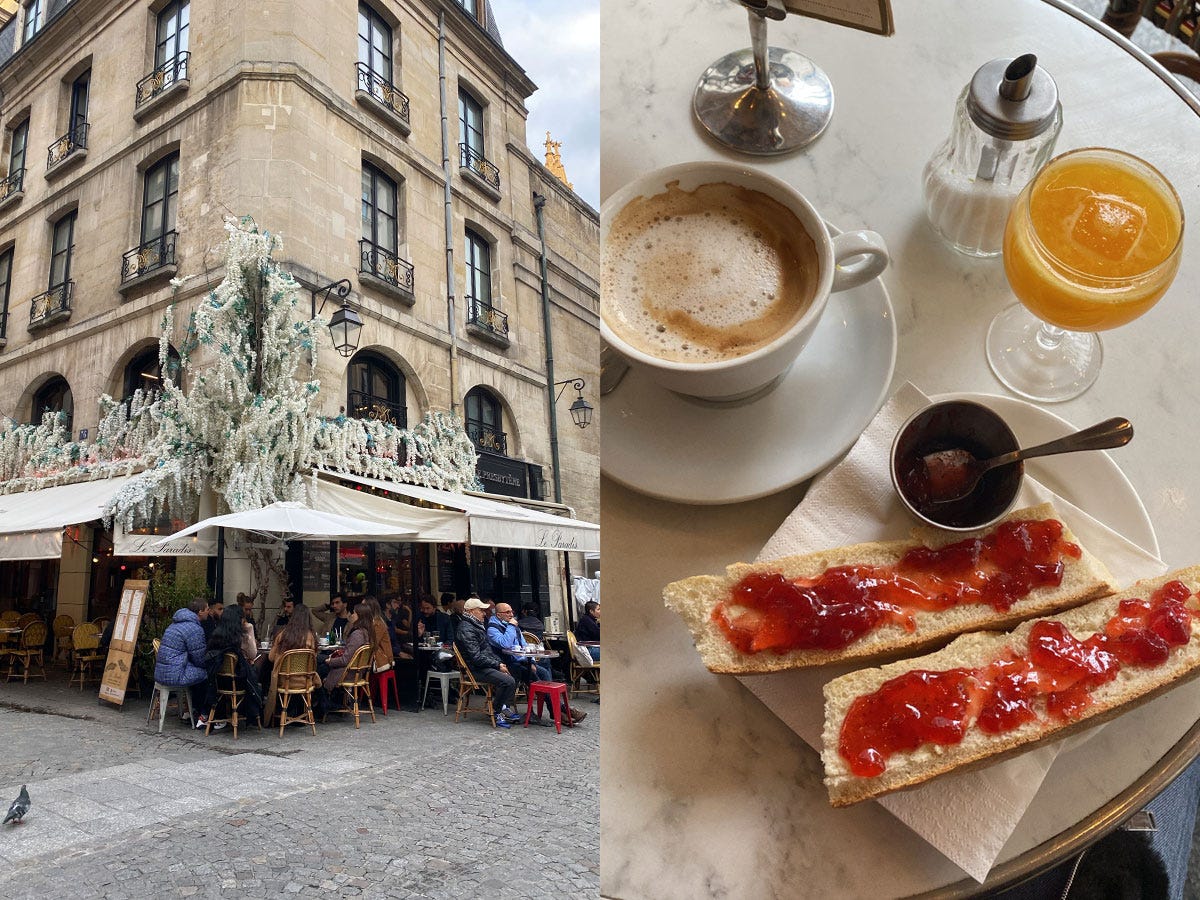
[273,648,318,736]
[1104,0,1200,81]
[0,611,18,626]
[6,621,48,683]
[324,643,376,728]
[567,631,600,697]
[70,623,105,689]
[52,614,76,662]
[0,610,19,653]
[452,643,496,727]
[206,652,261,739]
[16,613,40,628]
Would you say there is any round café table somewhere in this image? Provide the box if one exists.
[600,1,1200,897]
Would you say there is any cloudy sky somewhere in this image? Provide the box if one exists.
[489,0,600,209]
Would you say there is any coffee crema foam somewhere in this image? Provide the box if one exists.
[603,180,819,363]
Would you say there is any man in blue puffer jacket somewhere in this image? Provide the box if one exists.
[154,598,209,715]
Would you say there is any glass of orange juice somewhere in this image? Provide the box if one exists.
[986,147,1184,402]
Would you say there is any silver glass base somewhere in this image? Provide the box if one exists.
[693,47,834,155]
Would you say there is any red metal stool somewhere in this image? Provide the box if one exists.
[524,681,573,733]
[371,669,400,715]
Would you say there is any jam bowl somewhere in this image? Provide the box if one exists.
[891,400,1023,532]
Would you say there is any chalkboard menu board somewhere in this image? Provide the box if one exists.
[437,544,456,591]
[303,542,332,591]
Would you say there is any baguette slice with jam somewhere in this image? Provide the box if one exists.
[662,503,1116,673]
[822,567,1200,806]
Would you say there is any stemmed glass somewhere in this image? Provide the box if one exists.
[986,147,1184,403]
[693,0,834,155]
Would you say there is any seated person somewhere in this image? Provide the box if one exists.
[237,593,257,643]
[273,598,296,635]
[198,605,263,731]
[265,605,323,722]
[517,604,546,641]
[382,596,414,660]
[323,605,373,695]
[360,597,394,673]
[418,596,455,645]
[153,598,210,719]
[201,597,224,642]
[574,601,601,662]
[455,598,520,728]
[487,602,586,725]
[323,594,350,642]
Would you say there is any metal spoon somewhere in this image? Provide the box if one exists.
[921,417,1133,504]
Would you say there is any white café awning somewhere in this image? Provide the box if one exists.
[316,470,600,553]
[0,476,135,560]
[155,502,418,543]
[311,480,468,543]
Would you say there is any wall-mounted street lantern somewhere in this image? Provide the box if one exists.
[555,378,593,429]
[311,278,363,358]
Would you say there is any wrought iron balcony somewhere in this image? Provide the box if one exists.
[47,121,87,170]
[465,295,509,340]
[121,231,177,285]
[355,63,410,127]
[359,240,414,297]
[0,168,24,205]
[347,391,408,429]
[136,52,190,109]
[458,143,500,192]
[466,420,507,455]
[28,280,73,330]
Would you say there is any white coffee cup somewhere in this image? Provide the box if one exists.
[601,161,889,401]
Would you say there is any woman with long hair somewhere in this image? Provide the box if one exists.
[265,604,320,723]
[323,602,373,693]
[359,597,394,673]
[199,604,263,731]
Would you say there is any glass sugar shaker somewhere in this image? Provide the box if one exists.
[922,54,1062,257]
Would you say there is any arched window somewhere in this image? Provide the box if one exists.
[464,386,505,455]
[347,351,406,428]
[123,345,180,402]
[31,376,72,431]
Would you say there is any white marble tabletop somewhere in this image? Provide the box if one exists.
[600,1,1200,897]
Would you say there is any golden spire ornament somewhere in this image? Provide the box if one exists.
[543,132,573,191]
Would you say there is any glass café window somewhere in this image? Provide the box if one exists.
[358,3,392,83]
[32,376,72,431]
[458,89,484,160]
[464,229,491,305]
[49,212,76,289]
[361,163,398,255]
[347,351,406,427]
[141,153,180,246]
[155,0,190,68]
[9,120,28,182]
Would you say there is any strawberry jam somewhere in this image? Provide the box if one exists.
[837,581,1196,778]
[713,520,1080,654]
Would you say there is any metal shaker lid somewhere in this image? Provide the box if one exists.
[966,54,1059,140]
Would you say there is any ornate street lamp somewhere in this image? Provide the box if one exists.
[311,278,363,358]
[555,378,593,429]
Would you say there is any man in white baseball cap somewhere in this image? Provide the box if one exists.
[455,597,520,727]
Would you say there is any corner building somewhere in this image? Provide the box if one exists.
[0,0,599,627]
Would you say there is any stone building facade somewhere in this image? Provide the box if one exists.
[0,0,599,624]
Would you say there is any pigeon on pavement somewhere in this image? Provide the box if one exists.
[3,785,30,825]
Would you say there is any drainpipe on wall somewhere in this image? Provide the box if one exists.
[438,10,460,416]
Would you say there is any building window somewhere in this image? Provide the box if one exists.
[8,120,27,182]
[155,0,190,69]
[357,3,392,85]
[458,0,478,18]
[0,248,11,342]
[465,386,506,455]
[69,70,90,141]
[22,0,42,44]
[361,163,397,255]
[458,89,484,161]
[347,351,406,428]
[31,376,72,430]
[49,211,75,289]
[141,153,179,245]
[123,345,180,402]
[464,229,491,305]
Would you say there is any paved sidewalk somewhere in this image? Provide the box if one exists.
[0,675,599,898]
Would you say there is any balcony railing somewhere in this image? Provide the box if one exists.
[458,143,500,192]
[47,121,87,169]
[355,63,410,126]
[136,52,190,108]
[359,240,414,296]
[0,168,24,204]
[466,295,509,339]
[466,420,508,455]
[121,231,177,284]
[347,391,408,429]
[28,280,72,329]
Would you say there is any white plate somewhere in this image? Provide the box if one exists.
[601,224,897,505]
[931,391,1159,557]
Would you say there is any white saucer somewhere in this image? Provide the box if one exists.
[931,391,1159,558]
[601,224,897,505]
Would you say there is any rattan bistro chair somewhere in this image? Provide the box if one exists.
[52,614,76,663]
[452,644,496,727]
[206,652,261,739]
[567,631,600,697]
[0,611,18,626]
[324,643,376,728]
[16,613,40,628]
[6,621,48,683]
[1103,0,1200,81]
[70,623,105,689]
[274,648,318,737]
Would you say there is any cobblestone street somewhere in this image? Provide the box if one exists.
[0,676,599,898]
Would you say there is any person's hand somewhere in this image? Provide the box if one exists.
[499,663,509,674]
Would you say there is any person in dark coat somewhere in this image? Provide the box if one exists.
[418,597,455,645]
[517,604,545,641]
[574,601,600,661]
[198,605,263,731]
[455,598,518,728]
[154,599,209,712]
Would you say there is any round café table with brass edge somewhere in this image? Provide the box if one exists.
[600,0,1200,897]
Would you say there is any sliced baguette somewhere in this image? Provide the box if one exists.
[662,503,1116,673]
[822,566,1200,807]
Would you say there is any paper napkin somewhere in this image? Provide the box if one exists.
[738,382,1167,882]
